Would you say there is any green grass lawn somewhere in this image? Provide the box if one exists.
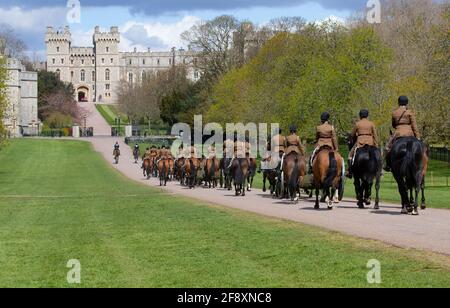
[0,139,449,288]
[95,104,129,126]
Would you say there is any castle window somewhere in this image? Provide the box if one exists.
[106,84,110,90]
[81,70,85,82]
[71,59,74,65]
[142,71,146,81]
[105,69,110,81]
[81,59,85,65]
[102,58,105,64]
[129,59,132,65]
[157,59,160,65]
[128,73,133,83]
[71,71,74,79]
[57,47,60,53]
[92,59,95,65]
[143,59,146,65]
[169,58,172,65]
[106,47,109,53]
[92,71,96,82]
[61,58,64,64]
[56,69,61,79]
[52,58,56,64]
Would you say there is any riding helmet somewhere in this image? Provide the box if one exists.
[398,96,409,106]
[289,125,297,133]
[321,112,330,123]
[359,109,369,119]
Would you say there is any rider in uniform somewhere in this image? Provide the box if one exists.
[113,142,120,156]
[309,112,339,174]
[384,96,421,172]
[285,125,305,156]
[346,109,379,179]
[207,144,217,160]
[271,128,286,159]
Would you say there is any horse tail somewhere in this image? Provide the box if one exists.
[210,158,216,179]
[289,156,299,191]
[324,152,338,188]
[189,159,195,179]
[235,159,244,185]
[400,140,415,180]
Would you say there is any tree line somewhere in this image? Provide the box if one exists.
[119,0,448,145]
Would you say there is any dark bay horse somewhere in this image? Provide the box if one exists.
[133,147,140,164]
[349,143,382,209]
[282,152,307,202]
[312,146,344,210]
[231,158,249,196]
[262,169,277,195]
[390,137,428,216]
[220,157,232,190]
[247,158,258,191]
[205,158,220,188]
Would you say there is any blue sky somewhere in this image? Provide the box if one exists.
[0,1,366,60]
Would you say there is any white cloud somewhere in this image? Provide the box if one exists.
[119,15,201,51]
[0,6,66,31]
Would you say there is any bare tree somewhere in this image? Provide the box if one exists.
[182,15,239,83]
[0,25,27,59]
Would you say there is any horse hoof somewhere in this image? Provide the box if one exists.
[401,209,409,215]
[374,204,380,210]
[315,205,320,210]
[412,210,419,216]
[358,203,365,209]
[364,199,372,206]
[421,204,426,210]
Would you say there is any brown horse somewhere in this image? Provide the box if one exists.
[231,158,249,196]
[142,157,153,179]
[157,158,169,186]
[282,152,307,202]
[247,158,258,191]
[205,157,220,188]
[184,158,200,189]
[167,158,175,181]
[313,146,344,210]
[176,158,186,184]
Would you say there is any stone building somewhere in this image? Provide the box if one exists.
[3,57,40,137]
[45,26,200,104]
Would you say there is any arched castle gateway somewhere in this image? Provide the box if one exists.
[45,26,200,104]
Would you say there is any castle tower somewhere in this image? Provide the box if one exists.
[93,26,120,103]
[45,26,71,82]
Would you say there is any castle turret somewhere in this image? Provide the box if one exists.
[93,26,120,103]
[45,26,71,81]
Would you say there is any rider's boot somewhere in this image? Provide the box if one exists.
[345,160,353,179]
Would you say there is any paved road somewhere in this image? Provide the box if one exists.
[78,103,111,136]
[82,104,450,255]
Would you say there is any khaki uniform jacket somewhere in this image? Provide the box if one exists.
[285,134,305,156]
[223,140,234,158]
[235,141,246,158]
[392,106,420,138]
[159,149,170,159]
[316,122,339,151]
[352,118,379,147]
[272,134,286,154]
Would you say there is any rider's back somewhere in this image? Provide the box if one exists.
[392,106,420,139]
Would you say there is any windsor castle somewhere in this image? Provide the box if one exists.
[45,26,200,104]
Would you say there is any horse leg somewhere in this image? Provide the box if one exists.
[354,178,364,209]
[364,181,372,206]
[374,174,381,210]
[412,186,420,216]
[315,187,320,209]
[396,177,409,214]
[421,177,426,210]
[242,177,247,196]
[263,172,267,192]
